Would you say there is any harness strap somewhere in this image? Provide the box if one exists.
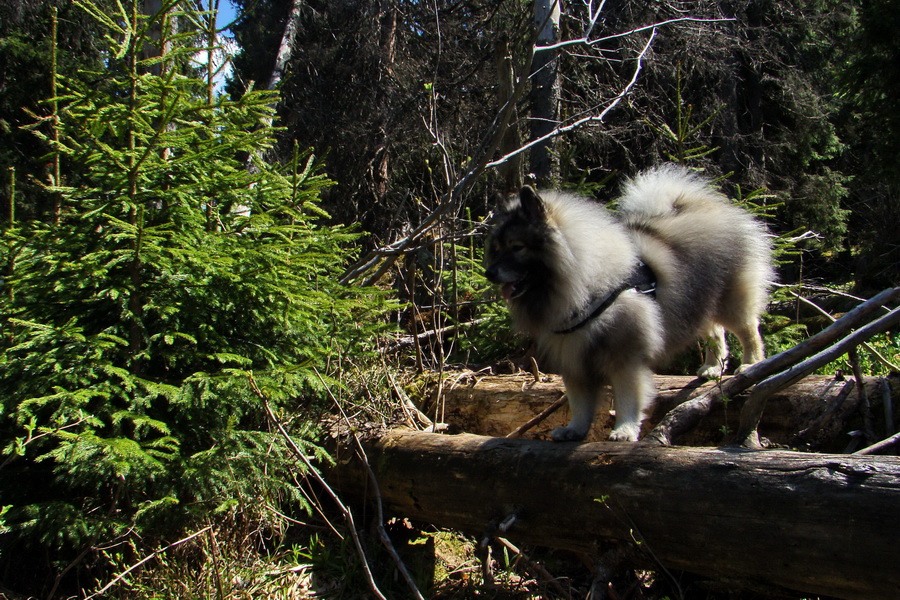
[553,261,657,335]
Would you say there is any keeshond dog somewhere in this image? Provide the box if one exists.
[485,165,774,442]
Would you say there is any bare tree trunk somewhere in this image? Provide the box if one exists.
[371,4,397,200]
[268,0,304,92]
[141,0,164,74]
[331,427,900,600]
[529,0,561,185]
[495,38,524,194]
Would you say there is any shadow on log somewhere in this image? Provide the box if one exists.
[331,427,900,600]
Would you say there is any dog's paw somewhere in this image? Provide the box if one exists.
[696,363,724,380]
[551,425,588,442]
[608,424,640,442]
[734,362,755,375]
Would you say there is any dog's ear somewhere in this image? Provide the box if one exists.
[519,186,546,222]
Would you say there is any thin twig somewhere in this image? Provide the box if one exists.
[385,317,491,354]
[535,16,733,52]
[349,433,426,600]
[496,537,569,596]
[487,28,658,170]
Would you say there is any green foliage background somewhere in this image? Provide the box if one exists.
[0,2,389,593]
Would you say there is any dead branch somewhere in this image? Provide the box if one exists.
[384,317,491,354]
[485,27,657,171]
[645,287,900,446]
[538,16,734,52]
[84,526,213,600]
[505,393,567,438]
[736,304,900,447]
[790,290,900,372]
[854,430,900,455]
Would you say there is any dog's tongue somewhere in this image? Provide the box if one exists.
[501,283,515,301]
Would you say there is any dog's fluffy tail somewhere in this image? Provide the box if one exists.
[617,164,721,218]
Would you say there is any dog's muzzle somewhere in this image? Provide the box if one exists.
[485,266,528,301]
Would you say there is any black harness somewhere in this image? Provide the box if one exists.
[553,261,657,335]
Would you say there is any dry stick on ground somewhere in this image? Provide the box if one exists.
[249,375,390,600]
[495,536,569,597]
[736,304,900,448]
[505,393,568,438]
[644,286,900,446]
[383,363,433,430]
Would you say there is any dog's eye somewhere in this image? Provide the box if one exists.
[508,242,526,253]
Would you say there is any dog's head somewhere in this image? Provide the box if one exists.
[484,186,554,302]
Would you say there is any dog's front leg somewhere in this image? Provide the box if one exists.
[608,365,654,442]
[551,378,597,442]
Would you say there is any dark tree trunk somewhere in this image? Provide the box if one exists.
[529,0,560,185]
[495,38,524,194]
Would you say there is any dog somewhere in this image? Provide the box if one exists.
[485,164,774,441]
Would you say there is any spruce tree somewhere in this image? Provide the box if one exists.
[0,1,387,594]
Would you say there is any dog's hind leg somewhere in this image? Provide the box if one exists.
[733,317,765,373]
[608,365,654,442]
[551,378,599,442]
[697,324,728,379]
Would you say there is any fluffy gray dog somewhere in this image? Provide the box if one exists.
[485,165,774,441]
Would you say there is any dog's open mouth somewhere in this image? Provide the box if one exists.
[501,279,529,301]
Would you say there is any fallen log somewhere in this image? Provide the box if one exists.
[425,373,897,450]
[331,428,900,600]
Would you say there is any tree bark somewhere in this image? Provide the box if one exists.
[330,427,900,600]
[529,0,561,184]
[426,372,898,451]
[268,0,304,92]
[495,38,524,194]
